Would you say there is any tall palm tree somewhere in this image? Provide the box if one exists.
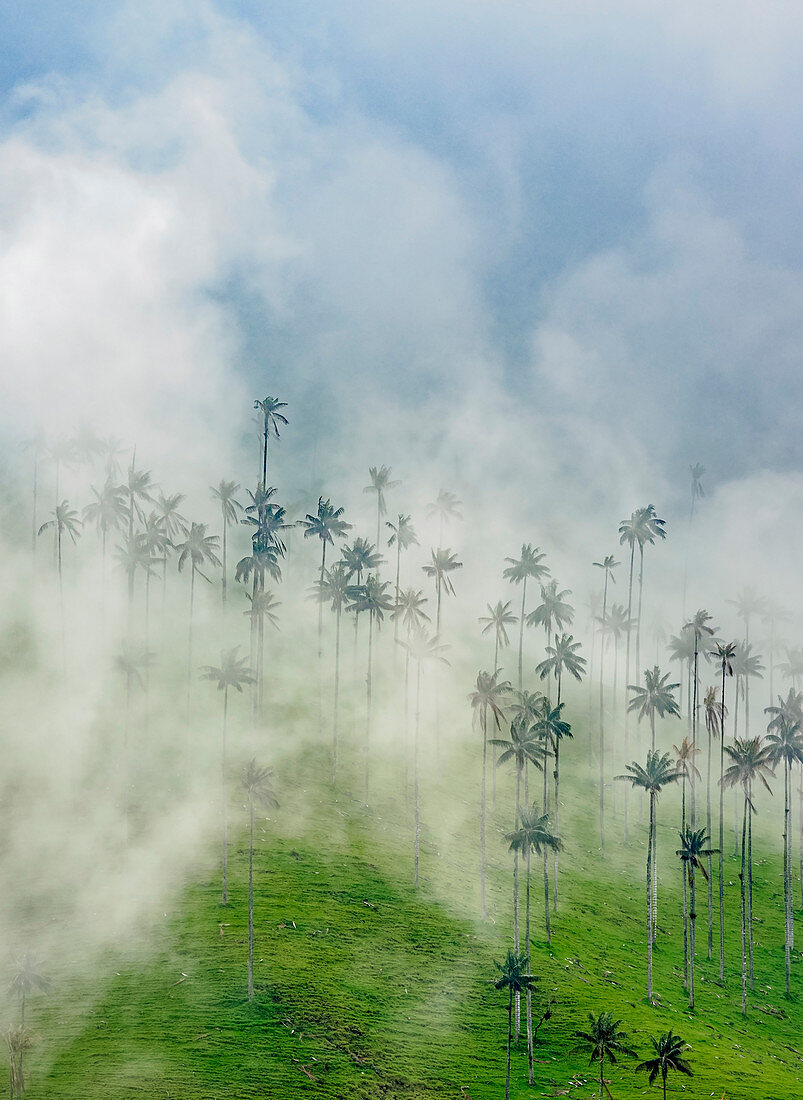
[493,951,536,1100]
[616,750,679,1002]
[341,536,384,654]
[636,1030,693,1100]
[701,685,725,958]
[363,465,400,547]
[681,463,705,612]
[210,480,243,604]
[732,642,765,742]
[122,459,156,543]
[506,808,560,1084]
[426,489,462,545]
[633,505,667,682]
[8,953,49,1092]
[479,601,518,672]
[676,826,717,1009]
[673,736,701,987]
[38,501,81,604]
[536,634,584,907]
[723,737,774,1014]
[240,759,278,1002]
[576,1011,636,1100]
[403,629,448,885]
[348,574,394,804]
[527,581,573,663]
[202,648,255,905]
[254,397,288,486]
[386,514,418,648]
[504,545,550,690]
[765,704,803,994]
[115,533,154,638]
[154,490,187,608]
[469,669,511,920]
[683,610,715,826]
[175,523,221,738]
[422,548,463,635]
[714,641,736,980]
[727,587,768,735]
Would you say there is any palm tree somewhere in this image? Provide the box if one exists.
[504,545,550,690]
[348,574,394,804]
[723,737,774,1014]
[341,536,384,654]
[201,648,255,905]
[714,641,736,980]
[154,490,187,608]
[683,610,715,826]
[38,501,81,608]
[676,826,717,1009]
[527,581,573,661]
[479,601,517,671]
[701,684,725,958]
[536,634,584,907]
[506,808,560,1084]
[22,429,46,554]
[426,489,462,545]
[469,669,511,919]
[576,1011,636,1100]
[403,629,448,885]
[141,512,169,652]
[616,751,679,1002]
[727,587,768,735]
[765,704,803,993]
[83,478,127,593]
[9,954,50,1029]
[422,547,463,635]
[318,564,351,784]
[210,480,243,604]
[627,666,681,751]
[386,514,418,648]
[636,1030,693,1100]
[240,759,278,1002]
[122,460,155,543]
[363,465,400,547]
[732,642,765,742]
[493,951,536,1100]
[175,523,221,739]
[254,397,288,486]
[673,736,701,987]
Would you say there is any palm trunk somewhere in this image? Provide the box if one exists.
[221,686,229,905]
[393,540,401,654]
[707,719,713,959]
[414,659,422,886]
[740,791,748,1016]
[524,844,534,1084]
[317,541,326,736]
[221,510,228,605]
[719,663,727,981]
[636,544,644,683]
[186,565,196,748]
[624,542,635,840]
[682,772,688,987]
[784,756,791,993]
[747,779,754,988]
[513,764,521,1040]
[599,1052,605,1100]
[647,791,654,1002]
[691,644,699,827]
[518,578,527,691]
[492,636,499,810]
[364,610,374,804]
[333,603,341,785]
[247,799,255,1002]
[553,735,560,912]
[599,628,607,853]
[505,989,513,1100]
[403,636,410,810]
[481,708,487,920]
[689,859,696,1009]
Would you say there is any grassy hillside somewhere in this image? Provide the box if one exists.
[19,714,803,1099]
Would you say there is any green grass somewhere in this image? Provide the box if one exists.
[19,717,803,1099]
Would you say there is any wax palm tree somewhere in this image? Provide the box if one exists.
[701,684,725,958]
[386,514,418,647]
[768,690,803,910]
[469,669,511,919]
[728,587,768,735]
[714,641,736,980]
[676,827,717,1009]
[493,951,536,1100]
[616,751,679,1001]
[732,642,765,743]
[9,954,50,1029]
[254,397,288,486]
[240,759,278,1002]
[122,460,155,543]
[673,736,701,987]
[114,643,153,825]
[576,1011,636,1100]
[317,564,351,783]
[98,434,127,479]
[210,480,243,604]
[176,523,221,738]
[636,1030,693,1100]
[492,719,545,1010]
[422,548,463,635]
[426,489,462,545]
[363,465,400,547]
[504,545,550,690]
[22,429,47,554]
[202,648,255,905]
[403,629,448,884]
[723,737,774,1014]
[765,707,803,993]
[154,491,187,606]
[83,478,127,576]
[627,666,681,751]
[348,575,394,804]
[683,611,715,825]
[38,501,81,604]
[506,808,560,1084]
[301,497,352,723]
[479,600,518,671]
[341,536,384,653]
[633,505,667,682]
[527,581,573,660]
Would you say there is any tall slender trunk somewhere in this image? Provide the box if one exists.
[718,662,727,979]
[505,989,513,1100]
[599,629,606,852]
[647,791,654,1002]
[691,642,699,827]
[186,565,196,751]
[740,791,748,1016]
[393,540,401,652]
[525,844,534,1084]
[364,611,374,804]
[403,635,410,809]
[542,738,551,943]
[481,708,487,919]
[221,686,229,905]
[624,542,635,840]
[689,857,697,1010]
[333,604,341,785]
[745,617,751,736]
[247,800,255,1002]
[682,774,688,988]
[747,779,754,988]
[706,716,713,959]
[414,659,422,885]
[513,765,521,1040]
[518,578,527,692]
[492,635,499,810]
[784,755,791,993]
[636,544,644,684]
[317,541,326,736]
[221,510,228,605]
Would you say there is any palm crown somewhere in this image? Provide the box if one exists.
[201,647,255,692]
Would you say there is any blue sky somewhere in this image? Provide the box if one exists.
[1,1,802,501]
